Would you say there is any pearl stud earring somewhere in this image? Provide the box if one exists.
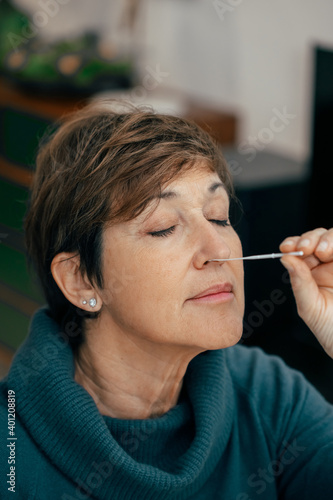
[82,300,87,305]
[89,298,97,308]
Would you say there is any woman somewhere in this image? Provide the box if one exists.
[0,100,332,499]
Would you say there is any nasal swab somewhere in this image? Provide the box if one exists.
[208,251,304,262]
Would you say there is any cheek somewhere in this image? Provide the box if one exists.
[231,230,243,254]
[233,260,245,304]
[101,249,182,310]
[100,259,185,343]
[230,233,244,280]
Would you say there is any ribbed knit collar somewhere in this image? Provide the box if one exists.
[8,308,235,500]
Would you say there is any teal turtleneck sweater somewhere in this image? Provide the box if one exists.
[1,308,333,499]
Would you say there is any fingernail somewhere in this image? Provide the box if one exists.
[298,238,310,248]
[282,240,294,246]
[317,240,328,252]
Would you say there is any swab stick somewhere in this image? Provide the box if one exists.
[208,251,304,262]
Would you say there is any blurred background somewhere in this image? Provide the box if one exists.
[0,0,332,399]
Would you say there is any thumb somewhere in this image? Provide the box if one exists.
[281,256,319,318]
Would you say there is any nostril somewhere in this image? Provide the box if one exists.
[204,259,224,266]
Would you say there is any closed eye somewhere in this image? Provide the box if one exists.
[211,219,230,227]
[149,226,176,237]
[149,220,230,237]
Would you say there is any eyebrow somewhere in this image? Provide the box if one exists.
[158,181,225,200]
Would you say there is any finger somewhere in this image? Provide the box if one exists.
[295,228,327,257]
[280,228,328,256]
[312,228,333,263]
[312,261,333,288]
[279,236,299,252]
[280,228,333,269]
[302,254,321,271]
[280,255,319,318]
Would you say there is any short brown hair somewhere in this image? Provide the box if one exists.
[25,100,234,335]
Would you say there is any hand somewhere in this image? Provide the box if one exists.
[280,228,333,358]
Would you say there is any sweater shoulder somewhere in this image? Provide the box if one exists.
[224,343,333,449]
[224,343,306,393]
[224,343,315,410]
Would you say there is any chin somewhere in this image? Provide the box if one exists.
[193,318,244,351]
[204,333,242,351]
[205,318,243,350]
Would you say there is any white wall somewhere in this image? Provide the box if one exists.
[12,0,333,161]
[143,0,333,162]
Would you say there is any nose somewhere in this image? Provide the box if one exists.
[191,219,231,269]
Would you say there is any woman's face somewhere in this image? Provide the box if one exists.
[98,165,244,351]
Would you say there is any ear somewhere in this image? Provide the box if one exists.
[51,252,102,312]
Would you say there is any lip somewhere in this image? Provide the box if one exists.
[188,283,234,303]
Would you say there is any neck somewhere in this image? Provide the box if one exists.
[74,317,202,420]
